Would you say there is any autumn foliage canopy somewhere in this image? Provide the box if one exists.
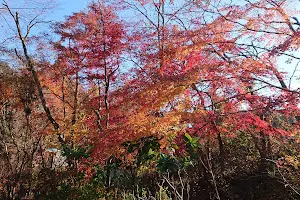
[0,0,300,199]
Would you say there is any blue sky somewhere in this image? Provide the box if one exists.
[48,0,91,22]
[1,0,298,89]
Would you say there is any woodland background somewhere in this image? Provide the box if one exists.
[0,0,300,199]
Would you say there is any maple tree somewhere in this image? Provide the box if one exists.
[0,0,300,199]
[87,0,300,162]
[51,2,125,147]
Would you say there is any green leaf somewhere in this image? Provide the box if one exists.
[184,133,193,142]
[148,148,155,156]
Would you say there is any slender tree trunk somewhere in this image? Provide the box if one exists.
[217,132,225,173]
[4,5,64,145]
[62,76,66,120]
[98,2,110,129]
[71,71,79,147]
